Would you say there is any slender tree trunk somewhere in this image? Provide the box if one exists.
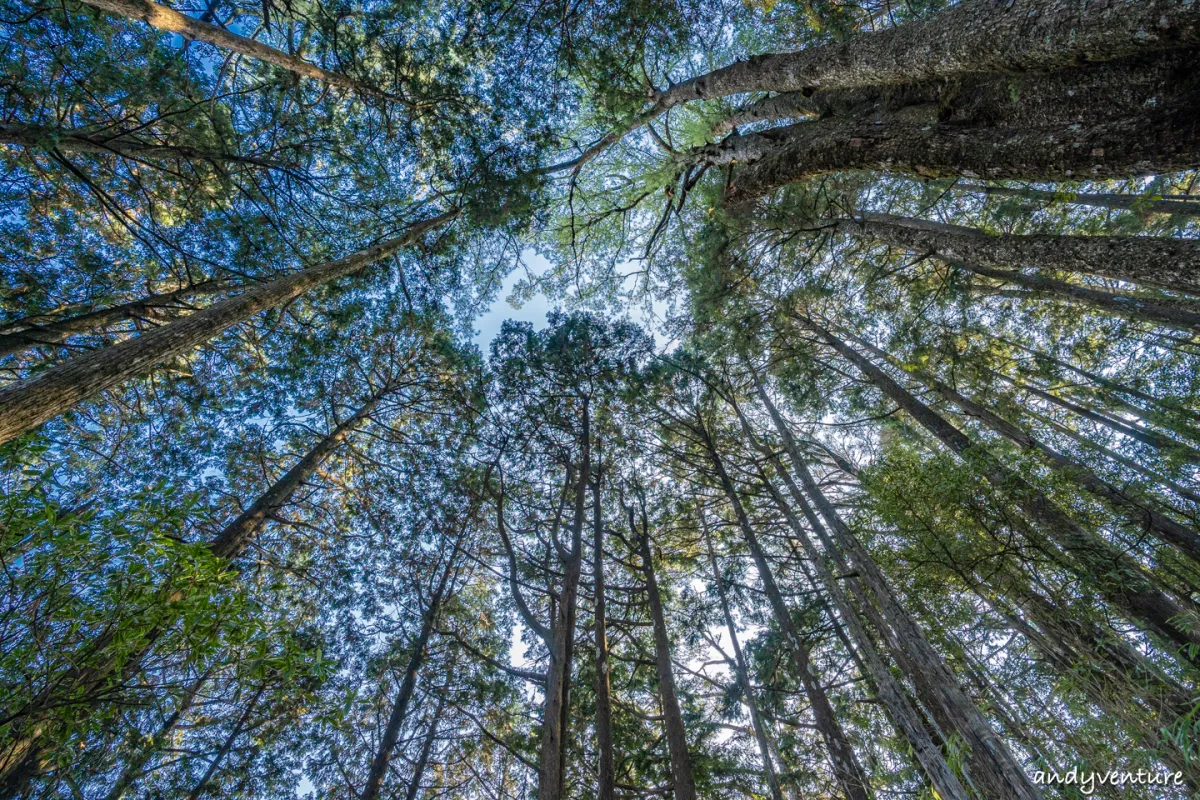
[651,0,1200,110]
[701,512,785,800]
[592,469,616,800]
[0,390,383,791]
[633,500,698,800]
[803,320,1200,660]
[697,416,872,800]
[708,106,1200,202]
[185,683,265,800]
[103,665,215,800]
[361,561,454,800]
[0,210,453,446]
[0,124,290,170]
[952,183,1200,220]
[849,335,1200,565]
[403,693,446,800]
[851,213,1200,297]
[79,0,365,90]
[963,263,1200,334]
[0,281,231,359]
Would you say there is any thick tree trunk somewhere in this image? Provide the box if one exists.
[0,124,289,170]
[634,502,698,800]
[78,0,364,90]
[0,210,453,446]
[707,106,1200,202]
[805,321,1200,660]
[697,417,872,800]
[851,213,1200,297]
[701,512,786,800]
[953,183,1200,219]
[653,0,1200,110]
[592,471,616,800]
[849,335,1200,565]
[744,382,1035,800]
[361,562,454,800]
[0,281,231,359]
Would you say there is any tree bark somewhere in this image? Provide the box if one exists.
[0,281,231,360]
[652,0,1200,110]
[708,106,1200,202]
[952,183,1200,219]
[592,469,616,800]
[700,510,786,800]
[744,381,1034,800]
[851,213,1200,298]
[0,210,453,446]
[849,334,1200,565]
[803,320,1200,661]
[78,0,364,90]
[360,560,454,800]
[633,498,698,800]
[696,414,872,800]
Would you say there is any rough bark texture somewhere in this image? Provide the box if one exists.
[636,506,698,800]
[0,210,453,446]
[853,213,1200,298]
[748,381,1037,800]
[656,0,1200,107]
[807,321,1200,660]
[79,0,362,89]
[710,105,1200,201]
[0,281,231,359]
[699,417,872,800]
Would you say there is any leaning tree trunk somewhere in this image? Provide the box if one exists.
[705,105,1200,202]
[403,691,447,800]
[951,183,1200,220]
[0,389,385,791]
[0,210,453,446]
[701,511,788,800]
[0,280,231,359]
[633,502,698,800]
[804,320,1200,661]
[742,383,1033,799]
[849,213,1200,297]
[79,0,367,91]
[650,0,1200,112]
[360,558,455,800]
[847,334,1200,565]
[697,417,872,800]
[184,683,265,800]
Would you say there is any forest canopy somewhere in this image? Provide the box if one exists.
[2,0,1200,798]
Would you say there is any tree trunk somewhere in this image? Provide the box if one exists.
[851,213,1200,297]
[652,0,1200,110]
[403,693,446,800]
[0,210,453,446]
[185,683,265,800]
[952,183,1200,220]
[103,665,215,800]
[701,511,786,800]
[743,381,1033,799]
[0,281,231,359]
[633,500,698,800]
[592,470,616,800]
[708,106,1200,202]
[804,320,1200,661]
[79,0,364,90]
[697,415,872,800]
[361,561,454,800]
[849,334,1200,565]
